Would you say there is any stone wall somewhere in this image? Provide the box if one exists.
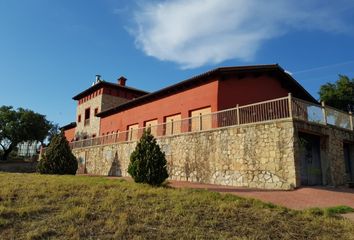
[101,94,129,112]
[0,162,37,173]
[73,120,297,189]
[75,94,103,138]
[75,94,129,138]
[294,120,354,186]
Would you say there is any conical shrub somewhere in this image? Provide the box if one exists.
[37,133,78,175]
[128,128,168,185]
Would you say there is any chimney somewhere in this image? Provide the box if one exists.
[118,76,127,86]
[95,74,101,83]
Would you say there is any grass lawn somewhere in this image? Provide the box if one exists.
[0,173,353,239]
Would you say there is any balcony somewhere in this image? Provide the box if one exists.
[69,94,354,149]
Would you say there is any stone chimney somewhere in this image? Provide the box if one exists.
[118,76,127,86]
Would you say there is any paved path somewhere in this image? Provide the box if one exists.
[103,176,354,210]
[168,180,354,210]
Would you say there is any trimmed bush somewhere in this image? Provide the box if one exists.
[37,133,78,175]
[128,129,168,185]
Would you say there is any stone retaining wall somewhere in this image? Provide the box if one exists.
[294,120,354,186]
[73,120,297,189]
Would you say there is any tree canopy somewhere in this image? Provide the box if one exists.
[319,75,354,112]
[0,106,53,160]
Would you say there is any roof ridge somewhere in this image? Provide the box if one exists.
[97,64,299,117]
[72,81,149,100]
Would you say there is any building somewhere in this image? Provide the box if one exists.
[63,75,148,141]
[62,64,354,189]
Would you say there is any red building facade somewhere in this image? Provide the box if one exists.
[63,65,316,140]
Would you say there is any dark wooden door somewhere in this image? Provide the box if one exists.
[344,143,353,182]
[299,133,322,186]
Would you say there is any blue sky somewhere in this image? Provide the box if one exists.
[0,0,354,127]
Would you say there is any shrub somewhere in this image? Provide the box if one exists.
[37,133,78,175]
[128,129,168,186]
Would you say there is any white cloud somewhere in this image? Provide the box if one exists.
[131,0,354,69]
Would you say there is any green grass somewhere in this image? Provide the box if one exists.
[0,173,353,239]
[306,206,354,218]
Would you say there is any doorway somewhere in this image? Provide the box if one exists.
[299,133,323,186]
[344,143,354,182]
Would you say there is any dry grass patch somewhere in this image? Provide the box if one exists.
[0,173,353,239]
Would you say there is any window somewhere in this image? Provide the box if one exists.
[190,107,212,131]
[94,108,99,116]
[84,108,90,126]
[78,115,81,123]
[127,124,139,141]
[85,108,90,119]
[144,119,158,136]
[165,114,181,135]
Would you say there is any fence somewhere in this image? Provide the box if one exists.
[69,94,353,149]
[292,97,353,130]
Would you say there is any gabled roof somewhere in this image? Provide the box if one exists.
[97,64,318,118]
[72,81,149,100]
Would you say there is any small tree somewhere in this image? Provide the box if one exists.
[128,129,168,186]
[319,75,354,112]
[37,133,78,175]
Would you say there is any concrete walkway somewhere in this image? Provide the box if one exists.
[168,180,354,210]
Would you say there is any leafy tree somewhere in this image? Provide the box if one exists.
[0,106,53,160]
[128,129,168,186]
[37,133,78,175]
[319,75,354,112]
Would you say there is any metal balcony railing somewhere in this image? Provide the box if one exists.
[69,94,353,149]
[291,97,353,130]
